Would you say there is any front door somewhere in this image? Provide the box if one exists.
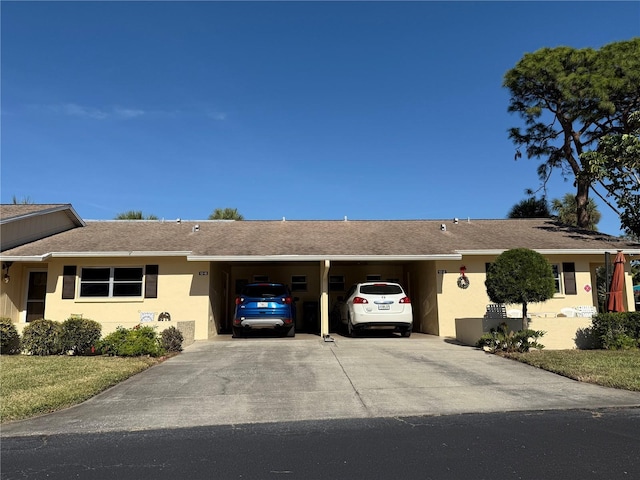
[26,272,47,322]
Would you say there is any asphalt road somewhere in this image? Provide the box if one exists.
[2,408,639,480]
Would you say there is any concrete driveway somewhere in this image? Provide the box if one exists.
[3,334,640,437]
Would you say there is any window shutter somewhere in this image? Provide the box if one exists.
[62,266,77,299]
[562,263,577,295]
[145,265,159,298]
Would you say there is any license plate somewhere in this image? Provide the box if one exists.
[257,302,269,308]
[378,305,390,310]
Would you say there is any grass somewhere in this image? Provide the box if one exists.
[503,349,640,391]
[0,355,161,423]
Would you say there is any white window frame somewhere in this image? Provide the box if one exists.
[329,275,345,292]
[551,264,563,294]
[79,266,144,298]
[291,275,307,292]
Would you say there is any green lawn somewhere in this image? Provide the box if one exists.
[503,349,640,391]
[1,355,161,423]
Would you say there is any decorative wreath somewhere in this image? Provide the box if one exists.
[457,275,470,289]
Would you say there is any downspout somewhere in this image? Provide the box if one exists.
[320,260,330,337]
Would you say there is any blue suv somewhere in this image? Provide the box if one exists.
[232,283,296,338]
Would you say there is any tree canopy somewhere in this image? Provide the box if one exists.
[485,248,556,328]
[507,197,550,219]
[208,208,244,220]
[551,193,601,230]
[504,38,640,236]
[114,210,159,220]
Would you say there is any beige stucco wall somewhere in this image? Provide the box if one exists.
[436,254,635,339]
[455,316,594,350]
[42,257,212,340]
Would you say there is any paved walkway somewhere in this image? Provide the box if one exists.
[3,334,639,437]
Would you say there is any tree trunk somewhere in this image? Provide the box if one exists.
[521,302,528,330]
[575,180,591,229]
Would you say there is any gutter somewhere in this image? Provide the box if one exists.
[457,249,640,256]
[187,254,463,262]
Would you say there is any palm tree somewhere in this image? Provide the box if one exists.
[507,197,550,218]
[208,208,244,220]
[551,193,601,230]
[114,210,159,220]
[11,195,33,204]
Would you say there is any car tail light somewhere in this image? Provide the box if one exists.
[235,297,244,305]
[283,296,292,304]
[399,297,411,304]
[352,297,368,304]
[284,318,293,324]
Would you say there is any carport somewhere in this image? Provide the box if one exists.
[197,253,462,337]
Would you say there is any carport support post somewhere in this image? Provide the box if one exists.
[320,260,330,337]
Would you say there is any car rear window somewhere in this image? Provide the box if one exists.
[241,285,289,298]
[360,284,403,295]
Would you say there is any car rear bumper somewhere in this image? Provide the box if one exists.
[234,317,292,329]
[351,312,412,328]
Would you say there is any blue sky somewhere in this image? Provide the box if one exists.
[2,1,638,235]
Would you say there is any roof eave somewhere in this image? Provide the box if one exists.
[187,254,463,262]
[458,248,640,256]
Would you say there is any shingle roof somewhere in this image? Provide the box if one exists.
[0,204,84,226]
[2,218,638,259]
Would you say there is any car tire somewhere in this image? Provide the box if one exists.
[285,325,295,337]
[232,327,243,338]
[401,327,412,338]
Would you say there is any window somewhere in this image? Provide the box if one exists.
[329,275,345,292]
[80,267,143,298]
[552,264,562,293]
[291,275,307,292]
[551,263,577,295]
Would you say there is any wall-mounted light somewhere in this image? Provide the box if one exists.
[2,262,13,284]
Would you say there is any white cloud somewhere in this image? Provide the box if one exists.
[63,103,109,119]
[113,107,145,119]
[206,110,227,121]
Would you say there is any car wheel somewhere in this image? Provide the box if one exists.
[285,325,295,337]
[232,327,243,338]
[401,327,412,338]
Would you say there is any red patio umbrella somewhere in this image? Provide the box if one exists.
[607,251,626,313]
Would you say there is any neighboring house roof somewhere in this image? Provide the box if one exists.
[1,217,638,261]
[0,204,85,227]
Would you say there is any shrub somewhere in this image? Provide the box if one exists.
[100,325,164,357]
[477,322,545,353]
[21,319,63,356]
[589,312,640,350]
[60,317,102,355]
[0,317,21,355]
[160,326,184,353]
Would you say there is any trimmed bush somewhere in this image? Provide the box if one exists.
[160,326,184,353]
[100,325,164,357]
[589,312,640,350]
[60,317,102,355]
[476,322,545,353]
[21,319,63,356]
[0,317,21,355]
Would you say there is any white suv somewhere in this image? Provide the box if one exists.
[339,282,413,337]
